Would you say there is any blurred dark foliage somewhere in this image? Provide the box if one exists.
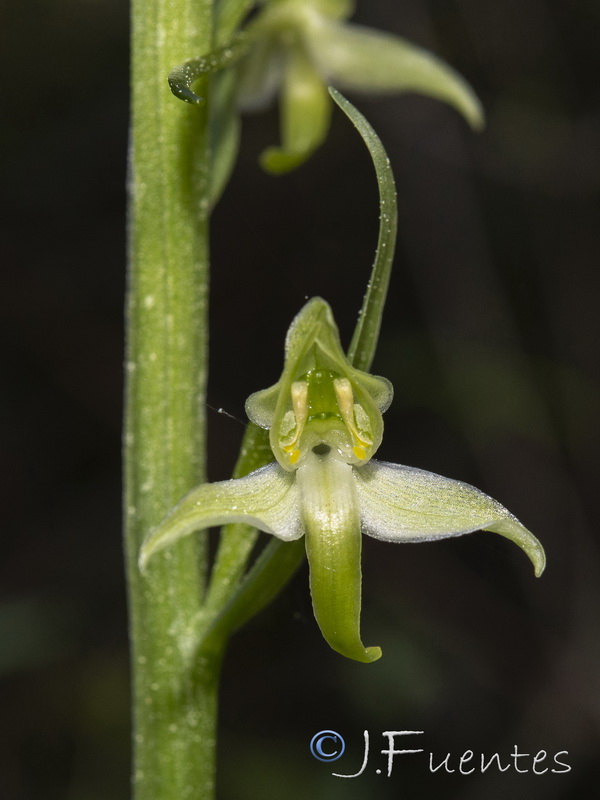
[1,1,599,798]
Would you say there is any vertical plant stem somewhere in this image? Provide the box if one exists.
[126,1,217,798]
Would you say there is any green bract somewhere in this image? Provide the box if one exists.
[140,298,546,664]
[169,0,484,174]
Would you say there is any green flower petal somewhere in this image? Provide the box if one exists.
[354,460,546,576]
[139,463,301,571]
[298,451,381,662]
[309,21,484,130]
[245,297,393,470]
[260,44,331,174]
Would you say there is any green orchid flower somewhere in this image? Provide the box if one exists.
[170,0,484,176]
[140,297,545,663]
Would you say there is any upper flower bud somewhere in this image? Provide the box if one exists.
[169,0,484,175]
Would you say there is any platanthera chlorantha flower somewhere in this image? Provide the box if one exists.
[140,298,545,664]
[170,0,484,174]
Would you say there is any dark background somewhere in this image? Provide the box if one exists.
[1,0,599,798]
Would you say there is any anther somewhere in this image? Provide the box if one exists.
[333,378,373,460]
[282,381,309,465]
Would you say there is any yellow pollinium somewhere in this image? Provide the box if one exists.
[282,381,309,465]
[333,377,373,461]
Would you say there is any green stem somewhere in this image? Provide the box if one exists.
[125,1,218,798]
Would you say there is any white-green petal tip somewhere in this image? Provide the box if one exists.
[355,460,545,577]
[138,463,302,572]
[312,22,485,130]
[484,517,546,578]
